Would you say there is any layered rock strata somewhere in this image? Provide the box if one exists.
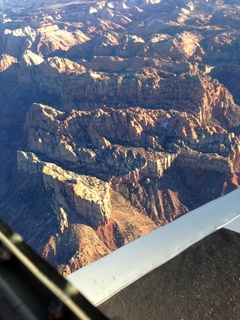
[16,55,237,122]
[18,151,111,231]
[18,100,240,231]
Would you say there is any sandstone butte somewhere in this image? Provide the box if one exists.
[0,0,240,275]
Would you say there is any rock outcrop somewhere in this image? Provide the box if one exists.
[24,103,240,171]
[16,55,237,121]
[0,54,18,72]
[17,151,111,231]
[3,23,91,58]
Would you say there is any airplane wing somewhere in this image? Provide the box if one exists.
[0,189,239,319]
[67,188,240,319]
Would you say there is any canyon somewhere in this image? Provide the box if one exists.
[0,0,240,275]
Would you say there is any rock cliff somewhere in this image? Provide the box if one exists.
[0,0,240,274]
[18,151,111,231]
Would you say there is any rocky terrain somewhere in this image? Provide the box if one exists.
[0,0,240,275]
